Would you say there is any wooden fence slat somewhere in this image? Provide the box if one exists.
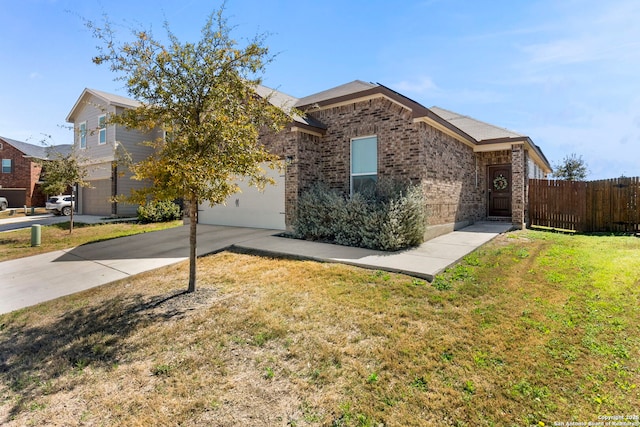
[528,177,640,233]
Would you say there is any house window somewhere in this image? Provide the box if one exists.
[79,122,87,149]
[98,115,106,144]
[351,136,378,194]
[1,159,12,174]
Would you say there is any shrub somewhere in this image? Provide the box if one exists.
[137,199,182,223]
[293,181,426,251]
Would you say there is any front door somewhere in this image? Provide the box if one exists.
[488,164,512,217]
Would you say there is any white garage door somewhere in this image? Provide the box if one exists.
[198,163,285,230]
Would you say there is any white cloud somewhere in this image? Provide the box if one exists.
[29,72,42,79]
[519,0,640,67]
[529,98,640,179]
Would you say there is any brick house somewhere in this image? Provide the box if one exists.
[66,88,160,216]
[0,136,71,208]
[200,80,552,239]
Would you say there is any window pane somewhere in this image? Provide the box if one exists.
[80,123,86,148]
[351,136,377,174]
[352,175,377,194]
[2,159,11,173]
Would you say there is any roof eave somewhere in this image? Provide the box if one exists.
[475,136,552,173]
[290,120,327,137]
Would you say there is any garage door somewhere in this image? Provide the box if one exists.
[198,164,285,230]
[82,179,112,216]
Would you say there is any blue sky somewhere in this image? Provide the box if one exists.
[1,0,639,179]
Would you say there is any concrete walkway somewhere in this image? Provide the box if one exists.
[235,222,513,281]
[0,221,513,314]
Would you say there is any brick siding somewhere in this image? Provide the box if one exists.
[262,96,530,233]
[0,142,43,206]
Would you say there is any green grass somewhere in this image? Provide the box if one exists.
[0,220,182,261]
[0,230,638,426]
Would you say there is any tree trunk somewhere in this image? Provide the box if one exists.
[188,197,198,293]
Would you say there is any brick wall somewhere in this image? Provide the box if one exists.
[0,143,42,206]
[419,123,485,225]
[262,96,530,234]
[511,144,526,227]
[269,97,487,230]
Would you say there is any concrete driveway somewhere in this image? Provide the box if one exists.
[0,225,278,314]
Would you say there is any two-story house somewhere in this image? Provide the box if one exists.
[66,88,161,216]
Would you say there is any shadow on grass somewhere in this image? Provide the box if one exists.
[47,221,93,231]
[0,289,192,420]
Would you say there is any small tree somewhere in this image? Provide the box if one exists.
[88,6,292,292]
[553,153,589,181]
[38,151,89,233]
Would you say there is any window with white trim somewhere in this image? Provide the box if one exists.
[98,115,106,144]
[351,136,378,194]
[79,122,87,149]
[1,158,12,174]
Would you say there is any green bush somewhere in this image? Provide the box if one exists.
[137,199,182,223]
[293,181,426,251]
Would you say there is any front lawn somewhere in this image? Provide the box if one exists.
[0,220,182,261]
[0,230,638,426]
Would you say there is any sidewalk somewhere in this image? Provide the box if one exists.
[235,222,513,281]
[0,214,137,232]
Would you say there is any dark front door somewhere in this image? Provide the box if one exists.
[488,165,512,217]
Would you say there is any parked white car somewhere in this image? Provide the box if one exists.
[46,195,75,216]
[0,196,7,211]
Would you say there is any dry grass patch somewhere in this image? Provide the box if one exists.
[1,230,639,426]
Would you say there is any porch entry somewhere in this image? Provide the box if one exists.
[488,164,512,217]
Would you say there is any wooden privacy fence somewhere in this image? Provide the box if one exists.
[529,177,640,233]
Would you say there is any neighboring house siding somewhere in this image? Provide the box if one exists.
[75,94,117,161]
[114,121,157,216]
[70,92,156,216]
[114,115,157,164]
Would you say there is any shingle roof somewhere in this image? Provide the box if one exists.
[46,144,74,158]
[430,106,525,142]
[295,80,379,107]
[255,84,327,130]
[85,88,142,108]
[0,136,74,160]
[0,136,48,159]
[66,88,141,123]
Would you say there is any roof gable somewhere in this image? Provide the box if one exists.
[66,88,140,123]
[295,80,378,108]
